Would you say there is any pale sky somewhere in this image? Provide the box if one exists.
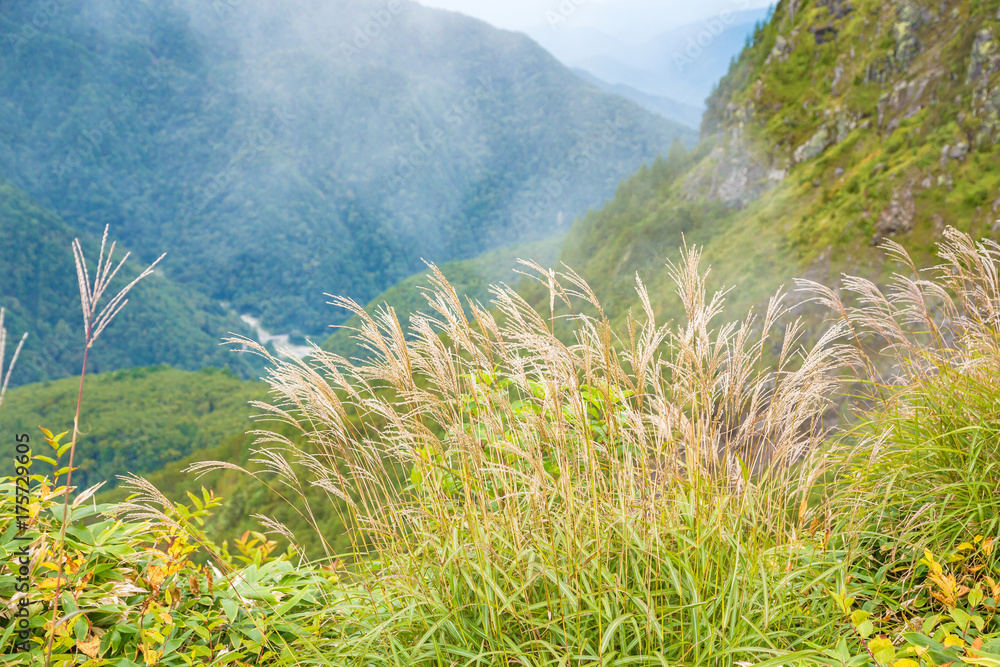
[415,0,774,35]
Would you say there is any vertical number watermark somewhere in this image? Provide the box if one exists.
[11,433,33,653]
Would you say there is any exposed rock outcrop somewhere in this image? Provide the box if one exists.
[793,127,833,163]
[765,34,794,65]
[877,72,940,130]
[966,29,1000,84]
[817,0,853,20]
[873,184,915,245]
[683,117,781,209]
[866,2,932,84]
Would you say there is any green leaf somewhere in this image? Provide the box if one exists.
[856,620,874,638]
[868,637,894,664]
[949,607,971,629]
[220,597,239,622]
[836,636,850,662]
[600,614,633,654]
[922,614,941,634]
[969,586,985,609]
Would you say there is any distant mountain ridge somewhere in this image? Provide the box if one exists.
[0,0,695,345]
[571,69,704,128]
[529,7,773,108]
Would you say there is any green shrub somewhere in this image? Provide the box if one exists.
[0,469,337,666]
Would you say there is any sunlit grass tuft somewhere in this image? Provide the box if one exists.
[196,244,857,665]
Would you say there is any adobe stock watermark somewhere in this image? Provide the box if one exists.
[211,0,246,21]
[10,432,33,653]
[182,107,296,217]
[340,0,405,61]
[4,0,68,54]
[512,116,629,230]
[671,0,752,73]
[52,61,170,178]
[544,0,593,28]
[385,76,498,190]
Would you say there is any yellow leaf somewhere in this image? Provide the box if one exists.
[944,634,965,648]
[922,550,944,575]
[146,565,167,589]
[37,576,65,589]
[957,542,975,551]
[77,636,101,659]
[869,638,894,652]
[139,646,162,666]
[893,661,920,667]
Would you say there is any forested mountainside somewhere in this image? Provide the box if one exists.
[549,0,1000,328]
[0,366,262,491]
[0,182,261,386]
[5,2,1000,663]
[571,69,705,129]
[0,0,694,342]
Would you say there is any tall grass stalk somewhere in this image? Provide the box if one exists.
[44,227,163,667]
[195,245,856,664]
[0,308,28,412]
[804,229,1000,546]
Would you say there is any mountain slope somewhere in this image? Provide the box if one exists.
[0,182,261,386]
[0,0,695,339]
[545,0,1000,329]
[531,7,773,108]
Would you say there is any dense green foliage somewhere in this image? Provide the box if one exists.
[0,182,262,386]
[0,0,694,340]
[53,229,996,666]
[0,366,263,491]
[103,418,352,560]
[5,1,1000,663]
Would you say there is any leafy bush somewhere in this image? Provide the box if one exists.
[0,467,337,666]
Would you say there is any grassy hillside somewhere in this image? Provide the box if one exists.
[548,0,1000,329]
[0,181,262,386]
[0,366,263,491]
[0,0,694,339]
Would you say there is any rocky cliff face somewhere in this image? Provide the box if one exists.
[693,0,1000,246]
